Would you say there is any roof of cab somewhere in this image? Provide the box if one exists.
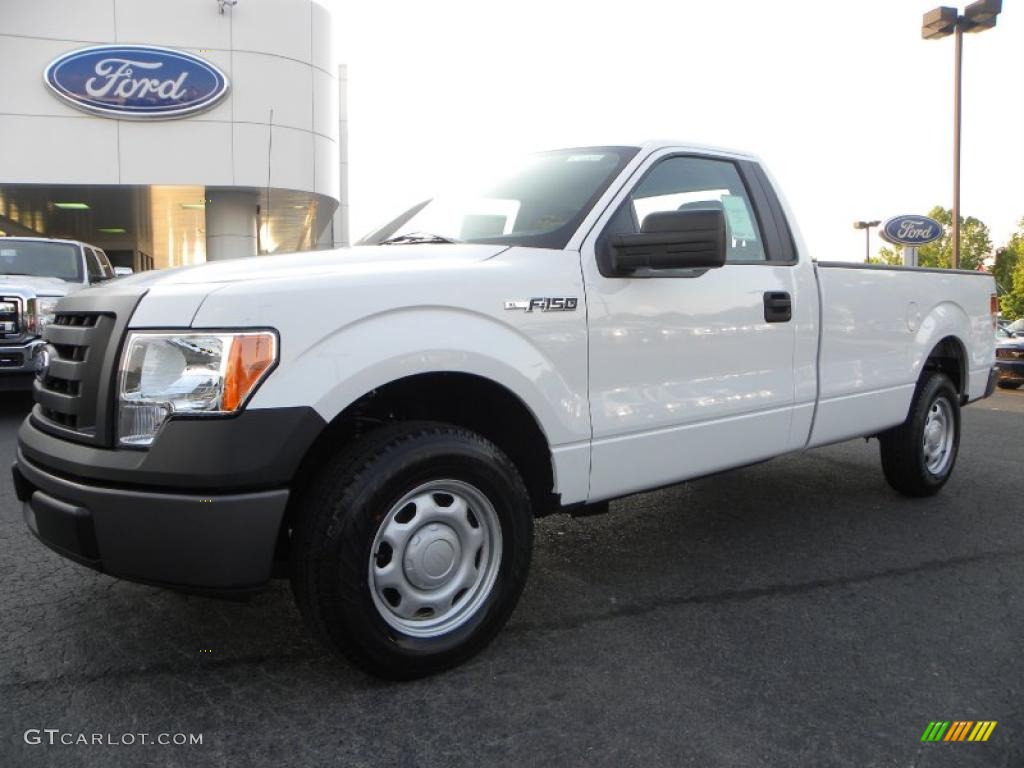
[548,141,760,161]
[0,236,91,247]
[634,139,759,161]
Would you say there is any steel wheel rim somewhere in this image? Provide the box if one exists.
[922,397,955,476]
[368,479,502,638]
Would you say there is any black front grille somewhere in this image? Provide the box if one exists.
[0,350,24,368]
[28,290,145,446]
[34,312,115,436]
[55,314,99,328]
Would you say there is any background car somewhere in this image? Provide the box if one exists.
[995,326,1024,389]
[1,237,118,390]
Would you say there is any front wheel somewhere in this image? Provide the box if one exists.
[290,421,533,679]
[997,381,1021,390]
[879,372,960,497]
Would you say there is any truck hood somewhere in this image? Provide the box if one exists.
[0,274,81,297]
[107,243,510,290]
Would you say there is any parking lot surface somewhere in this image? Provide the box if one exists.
[1,389,1022,767]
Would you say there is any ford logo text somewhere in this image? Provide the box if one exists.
[880,215,944,247]
[43,45,230,119]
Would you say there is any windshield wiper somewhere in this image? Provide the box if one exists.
[379,232,462,246]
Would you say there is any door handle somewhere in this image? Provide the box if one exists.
[763,291,792,323]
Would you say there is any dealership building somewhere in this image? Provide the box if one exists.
[0,0,347,272]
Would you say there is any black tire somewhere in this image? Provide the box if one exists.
[879,372,960,497]
[290,421,533,679]
[996,381,1021,390]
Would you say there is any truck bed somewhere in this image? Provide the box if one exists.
[809,261,995,447]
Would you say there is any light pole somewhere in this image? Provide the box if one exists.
[922,0,1001,269]
[853,220,881,263]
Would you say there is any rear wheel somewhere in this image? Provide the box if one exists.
[290,421,533,679]
[879,372,960,497]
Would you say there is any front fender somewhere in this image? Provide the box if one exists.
[249,306,589,448]
[191,246,592,502]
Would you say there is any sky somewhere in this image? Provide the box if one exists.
[336,0,1023,262]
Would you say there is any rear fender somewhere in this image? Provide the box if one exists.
[911,301,972,396]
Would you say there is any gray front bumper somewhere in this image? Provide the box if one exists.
[13,450,289,593]
[0,338,44,389]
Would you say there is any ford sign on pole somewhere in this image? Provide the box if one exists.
[879,215,944,247]
[879,214,944,269]
[43,45,230,120]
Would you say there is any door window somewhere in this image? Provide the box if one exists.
[84,248,105,282]
[618,156,766,262]
[96,250,115,279]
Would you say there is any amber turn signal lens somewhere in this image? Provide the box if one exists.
[222,333,277,411]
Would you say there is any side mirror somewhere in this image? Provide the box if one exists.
[608,209,726,275]
[113,266,134,277]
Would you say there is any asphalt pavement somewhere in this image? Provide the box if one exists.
[1,389,1022,768]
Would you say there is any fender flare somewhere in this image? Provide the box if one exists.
[250,306,588,448]
[910,301,971,393]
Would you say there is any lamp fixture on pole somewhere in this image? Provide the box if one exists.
[853,220,881,263]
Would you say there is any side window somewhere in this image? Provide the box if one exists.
[622,156,766,262]
[96,249,115,279]
[84,248,105,282]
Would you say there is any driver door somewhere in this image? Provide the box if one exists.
[582,150,799,500]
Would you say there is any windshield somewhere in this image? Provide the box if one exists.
[0,241,83,282]
[362,147,638,249]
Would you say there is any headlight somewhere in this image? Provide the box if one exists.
[27,297,60,335]
[117,331,277,447]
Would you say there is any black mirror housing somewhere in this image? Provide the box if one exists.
[608,209,726,275]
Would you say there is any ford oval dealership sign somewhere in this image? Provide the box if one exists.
[43,45,229,119]
[879,215,944,247]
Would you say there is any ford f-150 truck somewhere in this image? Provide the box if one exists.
[1,237,117,389]
[12,142,998,678]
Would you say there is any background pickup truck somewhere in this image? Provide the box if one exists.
[12,141,997,679]
[1,237,119,389]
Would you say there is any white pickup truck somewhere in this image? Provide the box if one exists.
[13,141,997,678]
[1,237,118,389]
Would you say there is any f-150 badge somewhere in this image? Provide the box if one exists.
[504,298,578,312]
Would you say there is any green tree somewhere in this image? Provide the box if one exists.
[998,217,1024,319]
[1000,256,1024,320]
[915,206,992,271]
[868,245,903,266]
[994,218,1024,293]
[993,247,1016,293]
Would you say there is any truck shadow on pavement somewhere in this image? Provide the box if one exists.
[0,392,33,419]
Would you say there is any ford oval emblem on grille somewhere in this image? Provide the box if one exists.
[35,344,54,381]
[43,45,230,120]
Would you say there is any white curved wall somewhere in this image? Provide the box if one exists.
[0,0,340,202]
